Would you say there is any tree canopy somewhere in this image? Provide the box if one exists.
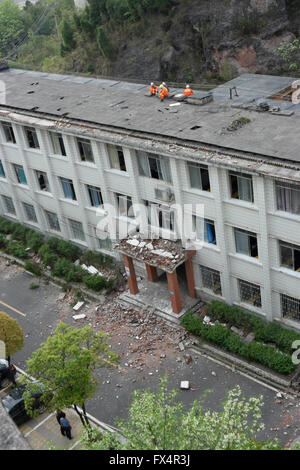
[24,321,118,426]
[82,377,282,450]
[0,311,24,359]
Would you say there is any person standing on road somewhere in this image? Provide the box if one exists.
[60,415,73,440]
[56,410,66,436]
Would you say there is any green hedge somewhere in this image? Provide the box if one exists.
[206,300,300,355]
[181,311,297,375]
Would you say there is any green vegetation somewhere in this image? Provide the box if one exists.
[0,216,116,292]
[181,300,300,375]
[82,376,281,450]
[0,311,24,362]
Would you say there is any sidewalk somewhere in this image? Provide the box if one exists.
[19,408,90,450]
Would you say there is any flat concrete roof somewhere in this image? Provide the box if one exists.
[1,69,300,164]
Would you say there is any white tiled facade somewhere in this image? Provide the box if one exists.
[0,116,300,329]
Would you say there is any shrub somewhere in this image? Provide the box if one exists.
[24,260,42,277]
[48,237,81,261]
[83,274,107,292]
[0,217,14,234]
[26,231,44,253]
[0,234,7,249]
[11,223,29,243]
[181,311,297,375]
[38,244,58,267]
[6,241,28,259]
[51,258,84,283]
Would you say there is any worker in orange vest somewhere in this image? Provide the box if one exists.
[184,84,194,97]
[159,86,169,101]
[150,82,158,96]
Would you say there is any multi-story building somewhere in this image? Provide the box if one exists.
[0,69,300,327]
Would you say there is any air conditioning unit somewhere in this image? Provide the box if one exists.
[154,187,174,203]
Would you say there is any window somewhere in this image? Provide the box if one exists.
[193,216,216,244]
[1,195,15,214]
[45,210,60,232]
[230,172,253,202]
[60,177,76,200]
[0,160,5,178]
[35,170,50,192]
[281,293,300,322]
[188,163,210,191]
[201,265,222,295]
[69,219,85,241]
[23,202,37,223]
[77,138,94,162]
[144,200,175,231]
[239,279,262,308]
[234,228,258,258]
[2,122,16,144]
[276,181,300,215]
[50,132,66,156]
[87,185,103,207]
[279,241,300,272]
[14,165,27,185]
[137,151,172,183]
[116,193,133,218]
[98,237,112,252]
[25,127,40,149]
[108,145,126,171]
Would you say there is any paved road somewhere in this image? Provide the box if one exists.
[1,259,299,448]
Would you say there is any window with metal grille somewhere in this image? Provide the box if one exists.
[276,180,300,216]
[1,195,15,214]
[0,160,5,178]
[25,127,40,149]
[239,279,261,308]
[279,240,300,272]
[69,219,85,241]
[76,138,94,162]
[188,162,210,191]
[50,132,67,156]
[23,202,37,223]
[45,210,60,232]
[35,170,50,192]
[2,122,16,144]
[108,144,127,171]
[98,237,112,251]
[229,172,253,202]
[87,185,103,207]
[234,228,258,258]
[60,177,76,200]
[281,293,300,322]
[14,165,27,185]
[201,265,222,296]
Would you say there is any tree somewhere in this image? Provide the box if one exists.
[82,377,281,450]
[61,17,76,52]
[277,39,300,71]
[23,322,118,428]
[0,0,25,56]
[0,311,24,365]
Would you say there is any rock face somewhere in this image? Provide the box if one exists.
[108,0,298,81]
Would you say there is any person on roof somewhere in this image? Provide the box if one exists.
[150,82,158,96]
[159,85,169,102]
[184,84,194,97]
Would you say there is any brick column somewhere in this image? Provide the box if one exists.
[166,271,183,314]
[145,264,158,282]
[123,254,139,294]
[185,258,196,299]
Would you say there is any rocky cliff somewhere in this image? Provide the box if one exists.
[104,0,300,82]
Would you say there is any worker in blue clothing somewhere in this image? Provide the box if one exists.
[60,415,73,440]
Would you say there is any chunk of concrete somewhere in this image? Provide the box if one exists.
[180,381,190,390]
[73,301,84,311]
[72,313,86,320]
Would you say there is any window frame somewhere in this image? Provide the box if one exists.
[238,279,262,308]
[87,184,103,208]
[275,180,300,216]
[281,293,300,322]
[1,195,16,215]
[279,240,300,272]
[116,193,134,218]
[14,164,27,185]
[60,177,76,201]
[229,171,253,203]
[200,265,222,296]
[23,202,38,223]
[0,160,5,178]
[68,218,85,242]
[193,215,216,245]
[2,122,16,144]
[188,162,210,191]
[76,137,94,163]
[50,132,67,156]
[44,210,60,232]
[234,227,258,258]
[35,170,50,192]
[25,127,40,150]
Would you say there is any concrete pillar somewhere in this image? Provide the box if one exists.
[145,263,158,282]
[167,271,183,314]
[185,258,196,298]
[123,254,139,294]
